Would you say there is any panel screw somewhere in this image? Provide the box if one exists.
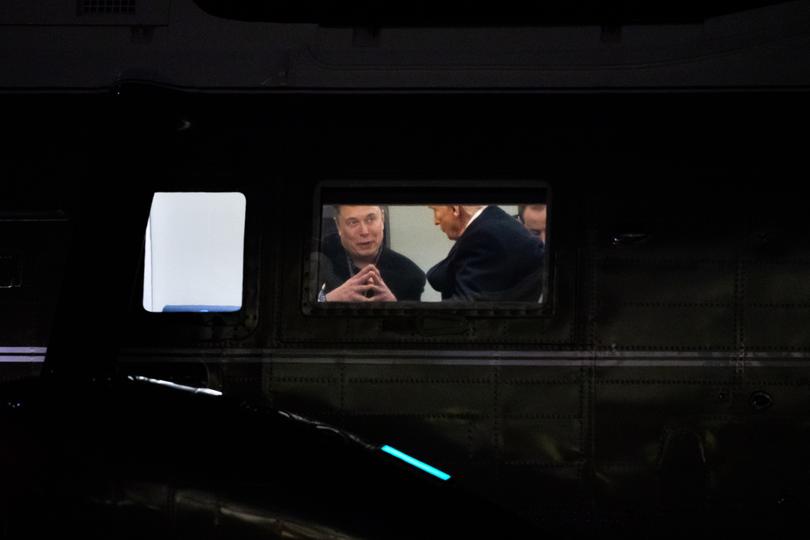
[750,391,773,411]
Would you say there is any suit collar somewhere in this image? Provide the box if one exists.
[463,206,487,232]
[460,205,501,238]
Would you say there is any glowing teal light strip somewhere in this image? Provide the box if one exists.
[381,445,451,481]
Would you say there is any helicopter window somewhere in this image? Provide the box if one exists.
[142,192,246,313]
[310,185,548,306]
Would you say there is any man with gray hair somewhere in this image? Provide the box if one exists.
[426,205,544,302]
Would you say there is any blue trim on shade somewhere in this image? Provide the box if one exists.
[381,445,451,481]
[162,305,241,313]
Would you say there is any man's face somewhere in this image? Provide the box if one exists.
[429,205,464,240]
[522,204,547,243]
[335,205,384,260]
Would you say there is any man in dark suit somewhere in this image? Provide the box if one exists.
[318,205,425,302]
[426,205,545,301]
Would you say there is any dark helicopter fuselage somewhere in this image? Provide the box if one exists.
[2,1,810,536]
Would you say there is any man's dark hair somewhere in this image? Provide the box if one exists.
[332,204,384,218]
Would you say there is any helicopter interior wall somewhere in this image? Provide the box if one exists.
[3,92,810,531]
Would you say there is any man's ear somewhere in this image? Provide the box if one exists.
[451,205,461,216]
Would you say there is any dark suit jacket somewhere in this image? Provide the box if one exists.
[427,206,545,301]
[318,234,426,301]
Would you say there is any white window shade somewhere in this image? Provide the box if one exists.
[143,192,246,313]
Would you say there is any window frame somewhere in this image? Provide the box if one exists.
[128,189,261,347]
[302,179,553,317]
